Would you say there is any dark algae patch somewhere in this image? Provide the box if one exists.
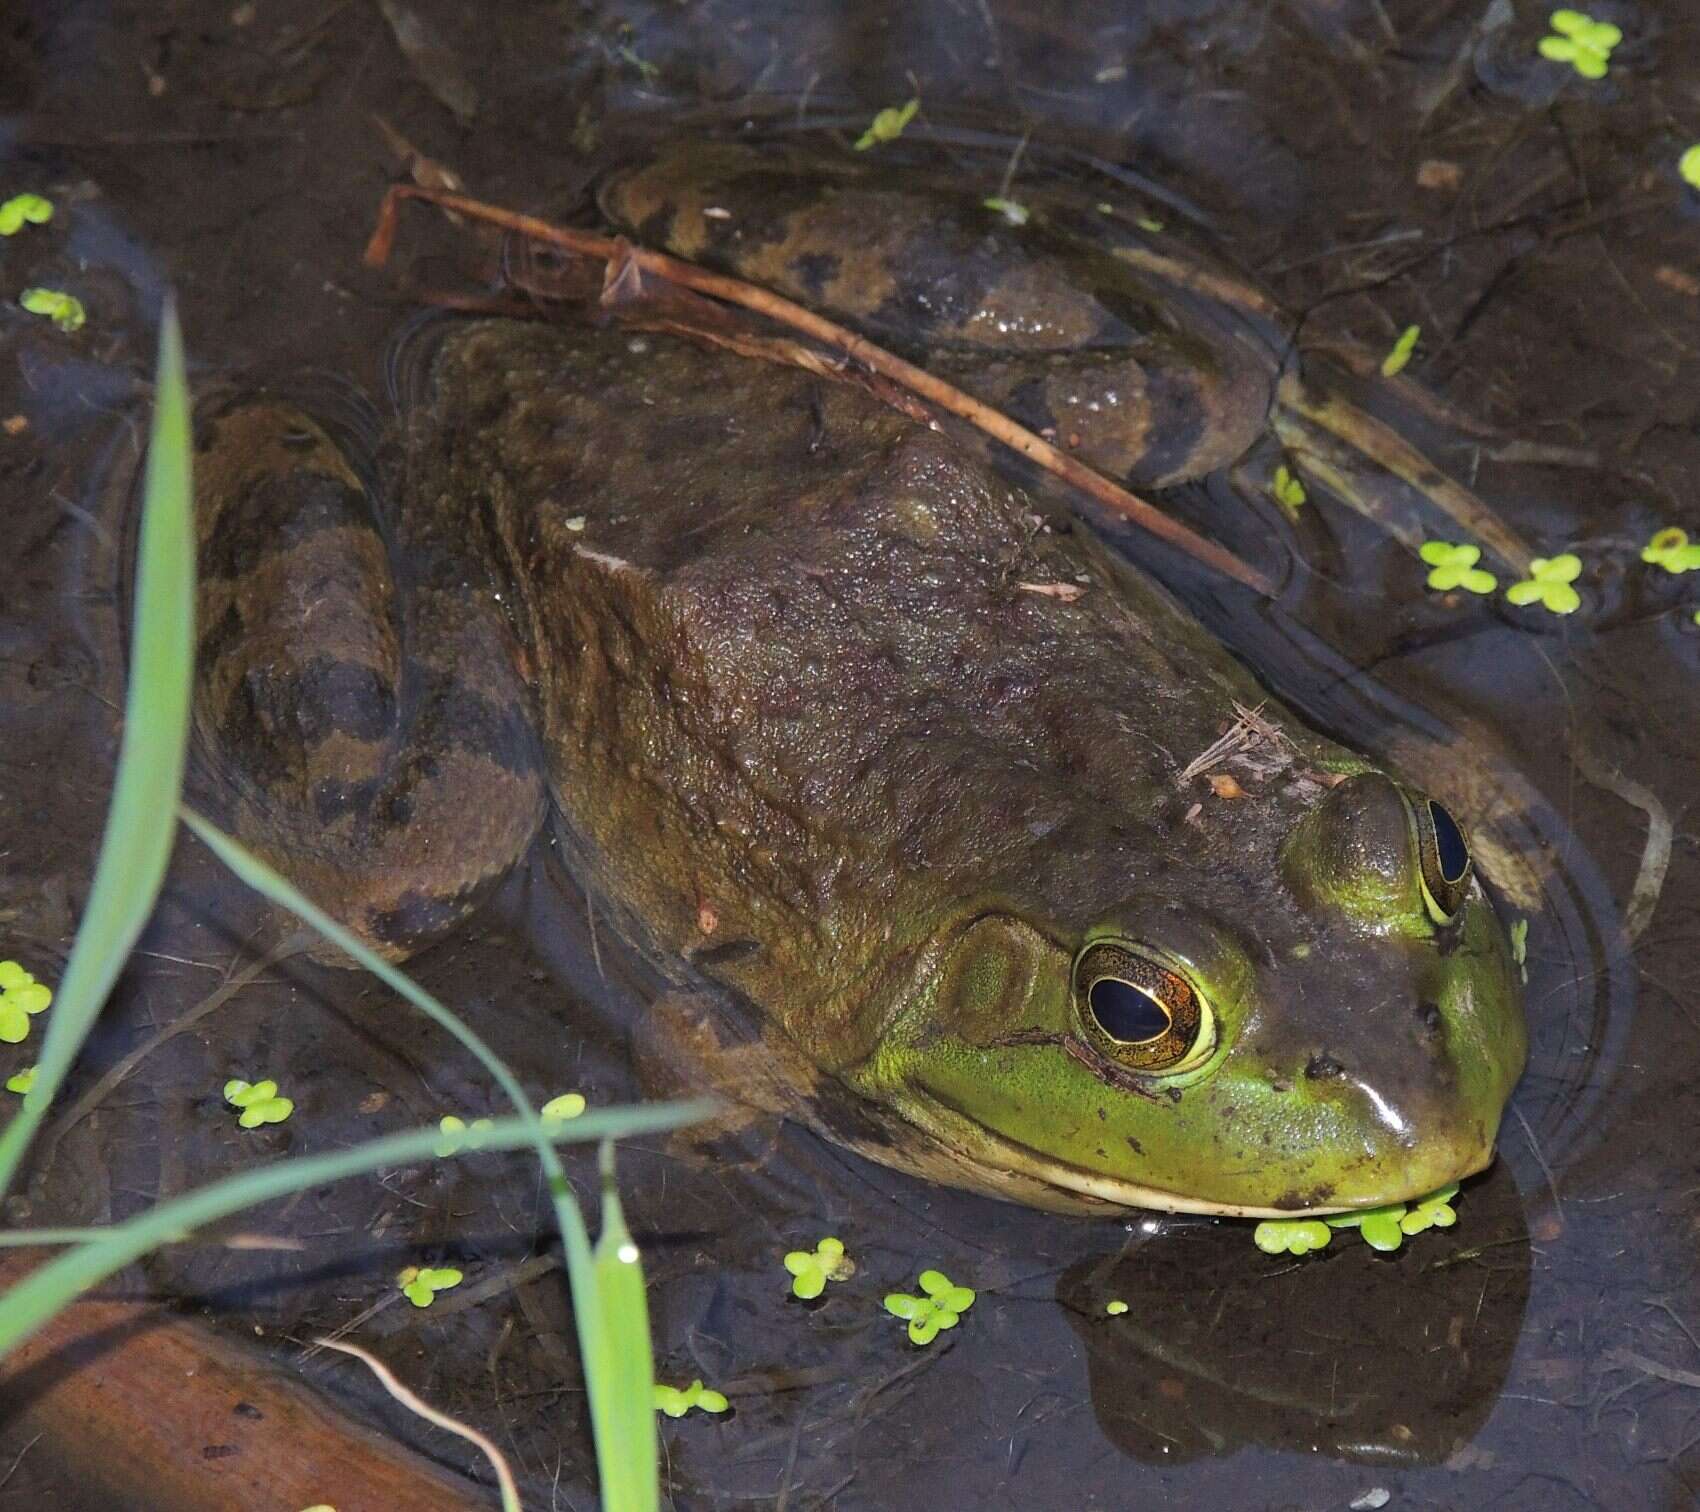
[4,1,1700,1508]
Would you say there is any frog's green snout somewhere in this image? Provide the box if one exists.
[1263,771,1527,1207]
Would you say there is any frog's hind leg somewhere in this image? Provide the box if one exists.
[192,399,546,961]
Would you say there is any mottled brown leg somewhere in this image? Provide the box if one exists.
[192,400,545,961]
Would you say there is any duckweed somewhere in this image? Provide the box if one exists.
[1506,554,1582,615]
[18,287,85,333]
[884,1268,975,1345]
[1327,1204,1408,1252]
[4,1068,35,1095]
[982,197,1030,226]
[1683,145,1700,191]
[1641,527,1700,575]
[1272,465,1306,510]
[1381,324,1420,378]
[854,98,918,151]
[0,193,53,235]
[1418,541,1497,595]
[433,1113,494,1155]
[1105,1299,1129,1316]
[782,1235,853,1300]
[224,1078,294,1128]
[1538,10,1622,79]
[1253,1218,1331,1255]
[398,1264,462,1307]
[540,1092,587,1122]
[1510,917,1529,983]
[0,962,52,1044]
[1256,1183,1463,1254]
[653,1379,729,1417]
[1398,1184,1460,1238]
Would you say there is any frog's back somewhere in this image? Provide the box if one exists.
[426,321,1338,1061]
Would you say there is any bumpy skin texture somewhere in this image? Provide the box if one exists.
[599,143,1277,488]
[194,314,1525,1216]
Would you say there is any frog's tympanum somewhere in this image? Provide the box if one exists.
[192,146,1526,1218]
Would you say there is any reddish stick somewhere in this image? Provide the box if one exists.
[364,183,1277,598]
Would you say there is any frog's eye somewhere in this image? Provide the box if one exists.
[1409,796,1473,924]
[1072,941,1216,1076]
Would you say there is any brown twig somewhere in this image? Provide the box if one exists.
[363,183,1277,597]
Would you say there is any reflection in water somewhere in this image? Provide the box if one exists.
[1058,1159,1529,1464]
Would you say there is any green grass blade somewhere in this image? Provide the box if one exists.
[584,1141,659,1512]
[182,808,688,1508]
[0,1098,711,1360]
[0,303,194,1196]
[181,809,555,1132]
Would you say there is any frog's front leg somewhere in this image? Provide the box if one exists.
[631,989,818,1169]
[192,399,546,961]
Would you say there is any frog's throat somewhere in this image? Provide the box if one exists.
[853,1083,1494,1219]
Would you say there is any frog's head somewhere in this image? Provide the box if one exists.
[861,774,1526,1216]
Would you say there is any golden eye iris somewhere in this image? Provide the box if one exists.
[1410,796,1473,924]
[1072,941,1215,1075]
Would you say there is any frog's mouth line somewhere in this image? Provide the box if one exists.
[882,1082,1495,1220]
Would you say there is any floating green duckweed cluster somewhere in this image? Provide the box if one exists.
[1253,1217,1332,1256]
[18,288,85,333]
[1418,541,1497,595]
[1105,1299,1129,1316]
[1254,1183,1460,1256]
[0,193,53,235]
[783,1235,854,1300]
[1422,529,1700,613]
[654,1378,729,1417]
[4,1067,35,1095]
[854,98,918,151]
[1506,554,1582,615]
[1381,325,1420,378]
[1271,465,1306,511]
[224,1077,294,1128]
[1539,10,1622,78]
[434,1113,494,1155]
[1682,146,1700,191]
[0,962,52,1044]
[398,1264,462,1307]
[1642,527,1700,575]
[884,1268,976,1345]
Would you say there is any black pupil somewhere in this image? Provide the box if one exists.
[1087,978,1171,1043]
[1428,801,1470,884]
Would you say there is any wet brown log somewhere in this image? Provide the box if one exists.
[0,1250,491,1511]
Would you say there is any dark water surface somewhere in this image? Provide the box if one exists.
[2,2,1699,1508]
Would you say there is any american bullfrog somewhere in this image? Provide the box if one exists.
[191,148,1526,1218]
